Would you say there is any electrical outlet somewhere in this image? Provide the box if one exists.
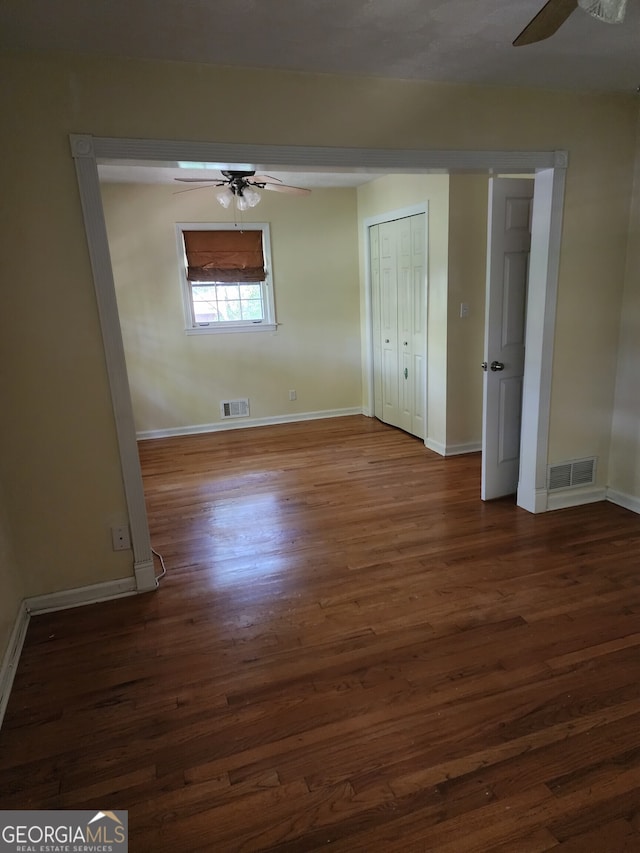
[289,389,297,401]
[111,525,131,551]
[460,302,470,319]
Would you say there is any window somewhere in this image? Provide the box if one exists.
[177,223,276,334]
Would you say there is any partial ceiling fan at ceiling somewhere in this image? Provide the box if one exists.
[174,170,311,211]
[513,0,628,46]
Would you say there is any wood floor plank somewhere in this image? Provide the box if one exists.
[553,818,638,851]
[1,416,639,850]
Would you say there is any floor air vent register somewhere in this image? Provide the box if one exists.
[547,457,597,491]
[220,398,250,419]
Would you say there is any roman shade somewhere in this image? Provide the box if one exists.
[183,229,266,283]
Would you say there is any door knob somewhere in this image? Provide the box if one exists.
[404,368,408,379]
[490,361,505,372]
[481,362,488,371]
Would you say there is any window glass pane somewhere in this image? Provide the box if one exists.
[241,299,263,320]
[218,300,242,322]
[192,285,217,300]
[241,283,262,300]
[189,279,268,327]
[216,284,240,301]
[193,305,219,323]
[192,286,220,323]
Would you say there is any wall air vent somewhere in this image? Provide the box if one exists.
[548,457,597,491]
[220,398,250,419]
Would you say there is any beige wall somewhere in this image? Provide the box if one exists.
[446,175,488,450]
[0,481,24,663]
[102,183,361,432]
[547,156,633,478]
[609,114,640,501]
[0,49,638,600]
[357,174,450,446]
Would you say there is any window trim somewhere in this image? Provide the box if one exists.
[176,222,277,334]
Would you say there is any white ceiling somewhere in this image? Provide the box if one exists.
[2,0,640,94]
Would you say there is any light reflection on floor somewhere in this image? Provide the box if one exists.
[166,480,309,592]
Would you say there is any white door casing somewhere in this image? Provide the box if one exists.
[70,135,566,589]
[482,178,534,500]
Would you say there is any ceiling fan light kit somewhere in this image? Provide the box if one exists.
[216,184,261,211]
[577,0,628,22]
[175,170,310,210]
[240,186,261,208]
[216,187,234,208]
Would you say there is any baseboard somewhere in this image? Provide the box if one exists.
[136,407,364,441]
[606,488,640,515]
[424,438,446,456]
[134,559,158,592]
[546,486,607,511]
[25,576,137,616]
[0,602,30,729]
[0,577,140,731]
[424,439,481,457]
[517,486,548,514]
[444,441,482,457]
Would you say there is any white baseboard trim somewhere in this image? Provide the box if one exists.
[135,559,158,592]
[25,576,137,616]
[0,602,30,730]
[517,486,549,514]
[444,442,482,457]
[606,488,640,514]
[424,438,446,456]
[547,486,607,511]
[136,407,364,441]
[424,439,481,457]
[1,577,141,731]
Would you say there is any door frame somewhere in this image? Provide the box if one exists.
[70,134,567,589]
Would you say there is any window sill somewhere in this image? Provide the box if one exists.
[185,323,277,336]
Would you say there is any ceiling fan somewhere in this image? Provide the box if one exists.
[174,170,311,211]
[513,0,628,46]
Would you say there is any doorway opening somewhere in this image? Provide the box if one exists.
[71,135,566,591]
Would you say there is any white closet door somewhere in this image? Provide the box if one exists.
[372,213,426,439]
[370,225,383,418]
[379,220,402,430]
[409,214,426,438]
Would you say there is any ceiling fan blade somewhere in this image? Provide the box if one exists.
[174,177,224,183]
[172,184,224,195]
[251,174,282,184]
[513,0,578,45]
[262,183,311,195]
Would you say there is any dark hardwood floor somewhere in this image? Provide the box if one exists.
[1,415,640,851]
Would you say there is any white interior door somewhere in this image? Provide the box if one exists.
[397,215,427,438]
[371,214,426,439]
[482,178,534,500]
[379,221,401,429]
